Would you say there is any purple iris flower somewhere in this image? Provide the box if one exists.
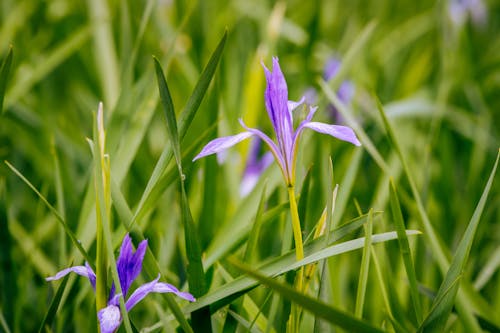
[193,57,360,186]
[240,138,274,197]
[47,234,194,333]
[323,57,355,123]
[449,0,487,27]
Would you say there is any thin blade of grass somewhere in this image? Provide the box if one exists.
[6,26,91,106]
[92,105,133,333]
[229,258,384,333]
[389,179,423,323]
[0,46,13,114]
[375,96,483,331]
[178,30,227,138]
[244,181,269,263]
[420,150,499,332]
[132,30,226,226]
[4,161,94,268]
[354,209,373,318]
[154,56,210,331]
[38,264,71,333]
[186,229,419,314]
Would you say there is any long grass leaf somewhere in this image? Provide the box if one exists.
[229,258,384,333]
[4,161,94,267]
[38,265,71,333]
[154,56,210,330]
[375,97,483,331]
[389,179,423,323]
[0,46,13,114]
[420,150,499,331]
[354,209,373,318]
[186,229,419,314]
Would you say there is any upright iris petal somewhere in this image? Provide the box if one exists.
[47,234,194,332]
[193,56,361,186]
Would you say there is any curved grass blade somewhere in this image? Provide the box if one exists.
[4,161,94,268]
[0,46,13,114]
[178,30,227,138]
[354,209,373,318]
[38,263,71,333]
[229,258,384,333]
[154,56,210,331]
[186,229,419,314]
[375,96,484,331]
[419,150,499,332]
[132,30,227,227]
[389,179,423,323]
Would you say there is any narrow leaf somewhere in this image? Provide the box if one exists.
[153,56,182,170]
[0,46,13,114]
[38,265,71,333]
[229,259,384,333]
[355,209,373,318]
[389,179,423,323]
[4,161,94,268]
[420,150,499,331]
[178,30,227,138]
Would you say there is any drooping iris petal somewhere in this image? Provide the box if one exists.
[301,122,361,146]
[46,265,96,289]
[152,283,196,302]
[125,274,195,311]
[97,304,122,333]
[192,132,253,161]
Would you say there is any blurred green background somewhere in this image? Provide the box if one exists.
[0,0,499,332]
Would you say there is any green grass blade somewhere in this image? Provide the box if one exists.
[244,181,268,263]
[371,247,411,333]
[420,150,499,332]
[4,161,94,268]
[229,258,384,333]
[375,97,483,331]
[320,82,389,173]
[92,105,133,333]
[153,56,182,171]
[38,264,71,333]
[155,53,210,330]
[178,30,227,139]
[132,30,226,227]
[6,26,91,106]
[186,229,419,314]
[0,181,15,329]
[354,209,373,318]
[389,179,423,323]
[0,46,13,114]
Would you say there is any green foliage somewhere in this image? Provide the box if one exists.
[0,0,499,332]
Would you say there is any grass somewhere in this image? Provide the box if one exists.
[0,0,499,332]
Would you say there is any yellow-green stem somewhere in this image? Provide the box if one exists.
[287,185,304,333]
[95,179,108,313]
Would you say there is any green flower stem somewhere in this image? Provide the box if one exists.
[95,204,108,313]
[287,185,304,333]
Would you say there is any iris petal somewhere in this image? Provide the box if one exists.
[46,264,96,289]
[97,305,121,333]
[193,132,253,161]
[302,122,361,146]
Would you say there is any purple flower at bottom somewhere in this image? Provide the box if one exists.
[193,57,360,186]
[47,234,194,333]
